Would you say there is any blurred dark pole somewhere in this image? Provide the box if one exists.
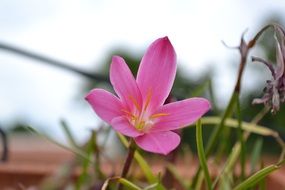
[0,126,8,162]
[0,42,111,163]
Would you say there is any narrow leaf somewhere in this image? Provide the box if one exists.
[25,126,92,163]
[76,132,95,189]
[166,163,189,189]
[250,138,263,174]
[196,119,212,190]
[60,119,78,148]
[102,177,142,190]
[233,165,279,190]
[236,98,245,180]
[200,117,277,137]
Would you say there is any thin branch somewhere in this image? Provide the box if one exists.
[0,42,109,83]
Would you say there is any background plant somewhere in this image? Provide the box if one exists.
[1,18,285,189]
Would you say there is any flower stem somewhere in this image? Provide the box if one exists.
[117,139,136,190]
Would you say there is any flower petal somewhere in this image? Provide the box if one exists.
[134,131,180,155]
[136,37,176,111]
[150,98,211,132]
[276,39,284,79]
[110,56,142,111]
[85,89,122,124]
[111,117,143,137]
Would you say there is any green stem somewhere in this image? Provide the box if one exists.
[196,119,212,190]
[205,92,238,155]
[236,97,245,180]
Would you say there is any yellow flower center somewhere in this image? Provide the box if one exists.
[122,91,169,132]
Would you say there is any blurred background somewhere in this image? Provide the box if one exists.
[0,0,285,153]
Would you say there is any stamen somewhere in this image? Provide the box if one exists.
[121,109,137,120]
[143,90,152,111]
[129,96,141,111]
[150,113,169,119]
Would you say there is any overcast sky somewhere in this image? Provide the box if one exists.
[0,0,284,142]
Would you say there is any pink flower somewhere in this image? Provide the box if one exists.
[85,37,210,155]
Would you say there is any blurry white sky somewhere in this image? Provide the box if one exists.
[0,0,284,142]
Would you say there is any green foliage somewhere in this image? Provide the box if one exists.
[196,119,212,190]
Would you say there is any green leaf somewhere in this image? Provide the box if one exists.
[205,92,238,155]
[220,174,233,190]
[236,98,245,180]
[196,119,212,190]
[143,183,159,190]
[250,138,263,174]
[25,126,92,163]
[102,177,142,190]
[192,93,238,188]
[76,131,96,189]
[60,119,78,148]
[200,117,277,137]
[166,163,189,189]
[191,79,210,97]
[233,165,279,190]
[194,172,204,190]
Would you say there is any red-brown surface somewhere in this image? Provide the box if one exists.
[0,135,74,189]
[0,135,284,189]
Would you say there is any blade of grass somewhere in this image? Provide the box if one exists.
[200,117,277,137]
[76,131,95,190]
[212,139,243,189]
[25,126,92,163]
[192,92,238,188]
[194,171,204,190]
[213,108,270,189]
[102,177,142,190]
[191,79,210,97]
[250,138,263,174]
[220,174,233,190]
[60,119,78,148]
[196,119,212,190]
[143,183,159,190]
[258,161,266,190]
[236,98,245,180]
[166,163,189,190]
[233,164,280,190]
[213,111,269,188]
[205,92,238,155]
[91,130,104,179]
